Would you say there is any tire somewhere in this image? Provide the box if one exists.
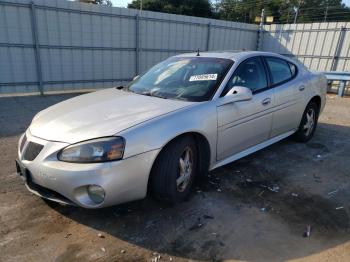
[293,101,319,143]
[150,136,198,204]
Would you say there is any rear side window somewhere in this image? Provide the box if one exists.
[265,57,293,85]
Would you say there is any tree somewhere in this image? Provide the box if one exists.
[216,0,350,23]
[126,0,350,23]
[128,0,214,18]
[293,0,350,23]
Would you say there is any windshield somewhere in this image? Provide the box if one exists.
[126,57,233,102]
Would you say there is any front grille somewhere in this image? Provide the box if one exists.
[23,142,44,161]
[20,134,27,153]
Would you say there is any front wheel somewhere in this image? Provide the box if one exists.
[150,136,198,204]
[293,101,319,142]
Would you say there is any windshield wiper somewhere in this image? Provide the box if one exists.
[141,91,167,99]
[116,85,135,93]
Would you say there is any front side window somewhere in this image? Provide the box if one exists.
[222,57,268,96]
[265,57,293,85]
[127,57,233,102]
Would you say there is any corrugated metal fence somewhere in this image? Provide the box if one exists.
[1,0,350,95]
[260,22,350,72]
[0,0,257,94]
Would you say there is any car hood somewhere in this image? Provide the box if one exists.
[29,88,194,143]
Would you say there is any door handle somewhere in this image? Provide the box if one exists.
[299,85,305,91]
[261,98,271,106]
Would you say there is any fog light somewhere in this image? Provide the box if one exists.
[87,185,105,204]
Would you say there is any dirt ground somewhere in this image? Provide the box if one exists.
[0,93,350,262]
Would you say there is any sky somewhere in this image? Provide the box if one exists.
[111,0,131,7]
[111,0,350,8]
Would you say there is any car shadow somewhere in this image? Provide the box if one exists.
[47,122,350,261]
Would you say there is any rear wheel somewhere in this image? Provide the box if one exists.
[293,101,319,142]
[150,136,197,203]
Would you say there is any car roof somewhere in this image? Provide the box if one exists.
[175,51,290,62]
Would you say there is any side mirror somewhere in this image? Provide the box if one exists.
[133,75,140,81]
[218,86,253,106]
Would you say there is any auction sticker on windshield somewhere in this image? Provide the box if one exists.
[189,74,218,82]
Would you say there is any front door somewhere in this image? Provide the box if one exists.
[216,57,274,161]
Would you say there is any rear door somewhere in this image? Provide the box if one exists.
[216,56,274,161]
[263,57,301,137]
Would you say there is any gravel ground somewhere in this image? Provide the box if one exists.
[0,93,350,262]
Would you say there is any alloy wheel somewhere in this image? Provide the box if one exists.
[177,146,193,192]
[303,108,316,137]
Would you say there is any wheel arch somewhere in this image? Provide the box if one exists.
[309,95,321,112]
[297,95,322,128]
[147,131,211,192]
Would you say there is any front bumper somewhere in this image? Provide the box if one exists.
[16,131,160,208]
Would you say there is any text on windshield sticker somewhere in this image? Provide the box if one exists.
[189,74,218,82]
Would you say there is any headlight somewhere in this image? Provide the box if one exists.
[57,137,125,163]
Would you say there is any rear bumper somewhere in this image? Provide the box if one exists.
[17,131,160,208]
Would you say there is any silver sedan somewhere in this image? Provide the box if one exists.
[16,51,327,208]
